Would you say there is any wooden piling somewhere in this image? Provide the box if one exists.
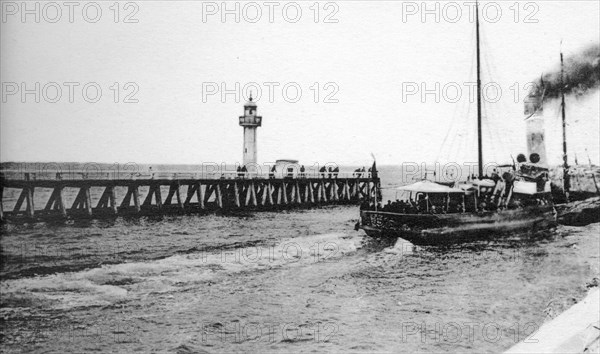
[109,186,118,214]
[249,182,257,207]
[267,182,274,206]
[197,183,205,209]
[132,186,141,212]
[215,184,223,208]
[0,184,3,221]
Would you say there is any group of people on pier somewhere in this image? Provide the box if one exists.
[231,164,377,180]
[353,167,369,178]
[318,166,340,178]
[236,166,249,178]
[269,165,308,179]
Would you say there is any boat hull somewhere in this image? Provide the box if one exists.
[556,196,600,226]
[359,206,557,246]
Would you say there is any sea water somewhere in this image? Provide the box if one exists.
[1,165,599,353]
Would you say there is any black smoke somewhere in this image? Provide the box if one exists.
[536,44,600,101]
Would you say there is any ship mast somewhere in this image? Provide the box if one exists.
[476,0,483,177]
[560,50,570,196]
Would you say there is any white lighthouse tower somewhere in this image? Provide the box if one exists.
[239,94,262,167]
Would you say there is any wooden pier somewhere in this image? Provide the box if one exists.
[0,172,380,222]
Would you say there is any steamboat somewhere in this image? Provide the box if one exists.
[356,0,558,245]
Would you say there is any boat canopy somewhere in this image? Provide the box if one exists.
[470,179,496,187]
[275,159,299,165]
[396,180,464,194]
[512,180,551,195]
[458,183,475,190]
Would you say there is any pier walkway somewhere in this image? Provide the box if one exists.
[0,171,380,222]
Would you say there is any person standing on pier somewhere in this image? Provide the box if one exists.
[300,165,306,178]
[334,166,339,178]
[241,165,248,179]
[269,165,276,179]
[319,166,327,178]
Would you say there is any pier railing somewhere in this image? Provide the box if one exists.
[0,170,370,181]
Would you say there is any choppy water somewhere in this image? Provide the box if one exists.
[1,204,599,353]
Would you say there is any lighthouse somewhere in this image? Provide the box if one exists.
[239,94,262,167]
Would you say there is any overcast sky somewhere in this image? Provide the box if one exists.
[1,0,599,166]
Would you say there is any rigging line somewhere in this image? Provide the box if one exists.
[486,111,504,163]
[454,25,478,164]
[479,28,495,102]
[437,23,477,163]
[481,21,504,90]
[452,81,475,164]
[481,25,523,153]
[468,102,478,165]
[483,108,500,153]
[485,63,515,151]
[445,116,459,162]
[497,117,512,155]
[436,92,463,162]
[495,108,517,152]
[481,26,499,82]
[443,87,469,162]
[482,99,493,153]
[447,88,473,162]
[482,87,509,155]
[483,102,500,163]
[445,22,476,163]
[446,116,459,162]
[438,106,456,162]
[480,39,514,156]
[455,107,469,164]
[483,118,493,164]
[452,110,466,162]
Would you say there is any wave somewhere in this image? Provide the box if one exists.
[1,232,359,311]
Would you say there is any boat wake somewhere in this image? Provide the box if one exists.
[0,232,360,312]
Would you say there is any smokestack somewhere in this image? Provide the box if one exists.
[524,83,548,166]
